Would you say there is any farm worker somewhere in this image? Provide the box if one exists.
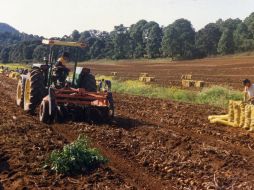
[98,79,113,109]
[52,52,71,87]
[243,79,254,104]
[55,52,70,73]
[99,79,111,92]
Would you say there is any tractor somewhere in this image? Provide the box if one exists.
[16,39,114,124]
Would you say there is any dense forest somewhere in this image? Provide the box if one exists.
[1,12,254,63]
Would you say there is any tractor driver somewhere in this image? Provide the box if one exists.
[243,79,254,104]
[53,52,70,88]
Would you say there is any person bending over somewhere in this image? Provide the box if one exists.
[243,79,254,104]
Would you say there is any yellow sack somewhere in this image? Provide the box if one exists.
[233,101,241,127]
[249,105,254,132]
[210,118,236,127]
[239,102,246,128]
[208,115,228,121]
[244,104,251,129]
[228,100,234,122]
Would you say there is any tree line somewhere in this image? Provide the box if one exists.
[1,12,254,63]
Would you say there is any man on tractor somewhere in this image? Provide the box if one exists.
[52,52,70,88]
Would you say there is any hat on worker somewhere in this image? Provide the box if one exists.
[243,79,251,85]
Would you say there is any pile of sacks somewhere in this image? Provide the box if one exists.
[208,100,254,132]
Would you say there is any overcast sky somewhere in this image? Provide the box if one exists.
[0,0,254,38]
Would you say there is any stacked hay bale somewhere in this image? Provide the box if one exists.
[111,72,118,76]
[182,80,195,87]
[181,74,205,88]
[208,100,254,132]
[194,81,205,88]
[139,73,155,83]
[181,74,192,80]
[145,77,155,82]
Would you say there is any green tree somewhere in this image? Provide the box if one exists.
[196,23,222,56]
[71,30,81,42]
[32,45,49,61]
[233,23,254,52]
[129,20,148,58]
[218,29,234,54]
[145,24,162,58]
[0,47,10,63]
[244,12,254,37]
[23,44,36,60]
[111,24,131,59]
[162,19,195,59]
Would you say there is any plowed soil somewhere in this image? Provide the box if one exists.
[83,55,254,89]
[0,72,254,189]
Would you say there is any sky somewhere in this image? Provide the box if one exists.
[0,0,254,38]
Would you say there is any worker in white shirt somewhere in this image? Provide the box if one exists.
[243,79,254,104]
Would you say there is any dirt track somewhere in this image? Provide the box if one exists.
[83,55,254,89]
[1,75,254,189]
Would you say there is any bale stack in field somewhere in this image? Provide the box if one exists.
[182,80,195,87]
[181,74,205,88]
[139,73,155,83]
[194,80,205,88]
[140,73,149,77]
[208,100,254,132]
[181,74,192,80]
[111,72,118,76]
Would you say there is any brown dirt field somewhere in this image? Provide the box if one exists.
[82,55,254,89]
[0,73,254,189]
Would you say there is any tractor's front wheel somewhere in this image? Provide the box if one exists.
[39,100,54,124]
[23,69,45,113]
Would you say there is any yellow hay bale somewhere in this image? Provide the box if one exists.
[145,77,155,82]
[208,115,228,121]
[243,104,251,129]
[182,80,195,87]
[139,76,145,82]
[181,74,192,80]
[239,102,246,128]
[210,118,236,127]
[194,81,205,88]
[140,73,149,77]
[111,72,118,76]
[9,72,16,79]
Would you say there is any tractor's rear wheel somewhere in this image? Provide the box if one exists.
[24,69,45,113]
[16,78,25,107]
[39,99,54,124]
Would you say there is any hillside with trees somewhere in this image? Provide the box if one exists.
[1,12,254,63]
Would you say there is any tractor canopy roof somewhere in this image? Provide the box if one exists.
[42,39,85,48]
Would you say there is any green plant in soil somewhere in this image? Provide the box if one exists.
[46,135,108,174]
